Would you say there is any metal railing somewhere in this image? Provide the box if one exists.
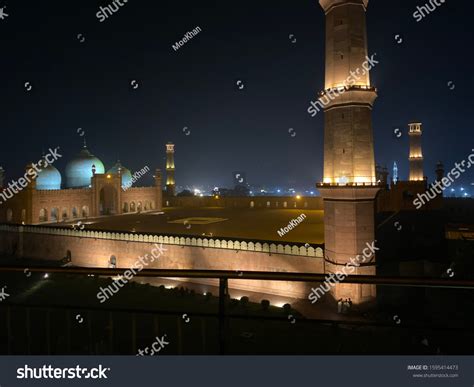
[1,266,473,355]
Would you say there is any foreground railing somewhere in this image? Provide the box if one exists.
[1,267,473,355]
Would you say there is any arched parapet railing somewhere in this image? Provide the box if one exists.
[0,224,325,258]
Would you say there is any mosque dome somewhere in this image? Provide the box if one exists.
[65,144,105,188]
[36,163,62,190]
[107,160,133,188]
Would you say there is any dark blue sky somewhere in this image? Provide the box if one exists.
[0,0,473,190]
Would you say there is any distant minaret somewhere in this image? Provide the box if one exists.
[435,161,444,183]
[376,164,388,186]
[165,143,176,196]
[408,122,424,181]
[393,161,398,184]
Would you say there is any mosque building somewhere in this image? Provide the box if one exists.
[0,141,163,224]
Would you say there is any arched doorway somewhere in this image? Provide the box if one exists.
[51,208,59,222]
[137,202,142,212]
[82,206,89,217]
[39,208,48,222]
[72,207,78,218]
[123,202,129,213]
[61,208,68,221]
[130,202,136,212]
[250,201,254,208]
[6,209,13,222]
[21,209,26,223]
[99,185,118,215]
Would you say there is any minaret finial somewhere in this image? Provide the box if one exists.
[83,136,87,149]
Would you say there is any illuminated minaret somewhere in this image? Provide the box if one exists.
[317,0,378,304]
[165,142,176,196]
[408,122,424,181]
[393,161,398,184]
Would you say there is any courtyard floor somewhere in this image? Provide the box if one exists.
[46,207,325,245]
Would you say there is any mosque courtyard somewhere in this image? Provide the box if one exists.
[48,207,325,245]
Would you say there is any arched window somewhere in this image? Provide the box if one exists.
[39,208,48,222]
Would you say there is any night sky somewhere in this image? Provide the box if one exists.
[0,0,473,191]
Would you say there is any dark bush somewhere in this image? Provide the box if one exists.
[229,299,239,309]
[261,299,270,310]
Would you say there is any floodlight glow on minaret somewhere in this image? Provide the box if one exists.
[408,122,424,181]
[319,0,377,185]
[165,143,176,196]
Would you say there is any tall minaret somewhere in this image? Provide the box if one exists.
[165,142,176,196]
[317,0,379,304]
[408,122,424,181]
